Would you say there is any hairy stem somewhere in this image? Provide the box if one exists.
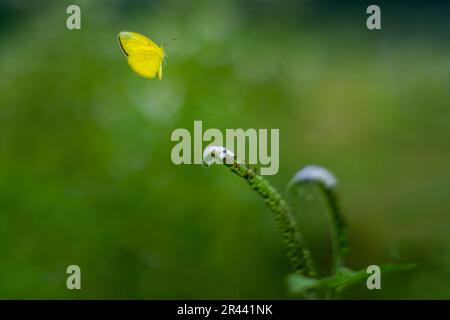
[225,161,316,277]
[287,165,348,277]
[319,186,348,274]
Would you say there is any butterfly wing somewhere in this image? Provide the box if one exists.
[127,50,163,79]
[118,31,162,55]
[118,31,165,79]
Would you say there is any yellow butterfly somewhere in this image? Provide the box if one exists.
[118,31,166,80]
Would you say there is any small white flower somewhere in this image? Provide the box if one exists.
[288,165,337,191]
[203,146,235,166]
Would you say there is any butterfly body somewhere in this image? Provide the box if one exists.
[118,31,165,80]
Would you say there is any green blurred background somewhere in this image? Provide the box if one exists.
[0,0,449,299]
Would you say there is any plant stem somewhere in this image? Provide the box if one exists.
[225,161,316,277]
[287,166,348,276]
[318,186,348,275]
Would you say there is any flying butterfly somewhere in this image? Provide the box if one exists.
[118,31,166,80]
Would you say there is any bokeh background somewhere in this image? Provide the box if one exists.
[0,0,449,299]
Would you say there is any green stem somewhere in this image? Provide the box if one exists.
[287,165,349,299]
[225,161,316,277]
[287,166,348,277]
[319,186,348,275]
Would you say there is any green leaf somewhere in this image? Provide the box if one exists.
[287,263,417,296]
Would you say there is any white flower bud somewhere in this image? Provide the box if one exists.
[288,165,337,191]
[203,146,235,167]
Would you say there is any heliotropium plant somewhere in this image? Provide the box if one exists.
[203,146,416,299]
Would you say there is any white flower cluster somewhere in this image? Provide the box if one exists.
[202,146,235,167]
[288,165,337,190]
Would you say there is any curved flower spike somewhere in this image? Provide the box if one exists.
[203,146,235,167]
[203,146,316,277]
[287,165,348,278]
